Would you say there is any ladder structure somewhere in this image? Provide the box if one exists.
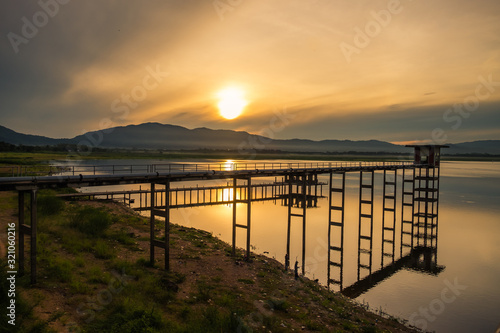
[400,168,415,255]
[232,178,252,259]
[286,173,307,275]
[327,172,345,290]
[1,145,448,285]
[357,170,374,280]
[381,169,397,266]
[414,167,439,248]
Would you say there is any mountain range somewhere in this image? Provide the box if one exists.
[1,123,499,155]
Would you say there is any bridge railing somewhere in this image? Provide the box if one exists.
[0,161,415,177]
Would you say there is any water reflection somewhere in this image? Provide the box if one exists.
[76,161,500,332]
[342,246,444,298]
[102,169,443,297]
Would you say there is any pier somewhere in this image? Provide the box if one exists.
[56,180,326,210]
[0,145,447,288]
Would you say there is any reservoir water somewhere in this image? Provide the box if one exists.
[70,159,500,332]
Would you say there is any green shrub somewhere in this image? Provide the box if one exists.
[93,239,116,259]
[38,194,64,216]
[74,255,85,268]
[46,257,73,283]
[70,206,112,236]
[267,298,288,312]
[237,278,254,285]
[185,307,242,333]
[86,301,164,333]
[113,228,136,246]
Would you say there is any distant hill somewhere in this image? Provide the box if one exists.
[446,140,500,155]
[71,123,408,153]
[0,123,499,155]
[0,125,69,146]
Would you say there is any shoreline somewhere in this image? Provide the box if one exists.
[0,191,420,332]
[1,150,499,167]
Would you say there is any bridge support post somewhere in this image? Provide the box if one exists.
[149,181,171,270]
[327,172,345,291]
[150,183,155,265]
[285,172,308,275]
[164,181,170,270]
[246,178,252,260]
[232,178,237,256]
[414,166,439,249]
[286,175,292,261]
[232,177,252,260]
[381,169,397,267]
[17,188,37,284]
[357,170,374,281]
[30,189,37,284]
[401,168,415,255]
[18,191,25,276]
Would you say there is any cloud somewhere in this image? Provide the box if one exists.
[0,0,499,141]
[274,101,500,143]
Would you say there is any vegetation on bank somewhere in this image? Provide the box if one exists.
[0,191,419,332]
[0,148,498,171]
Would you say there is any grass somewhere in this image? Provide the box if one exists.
[69,206,112,236]
[2,191,417,333]
[237,278,255,285]
[0,259,53,332]
[37,190,67,216]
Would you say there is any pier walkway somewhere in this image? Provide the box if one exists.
[0,145,446,290]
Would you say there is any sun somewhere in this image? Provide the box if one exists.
[217,87,247,120]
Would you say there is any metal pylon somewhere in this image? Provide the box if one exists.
[327,172,345,290]
[400,168,415,255]
[357,170,374,280]
[381,169,397,266]
[414,167,439,248]
[232,177,252,260]
[286,172,307,275]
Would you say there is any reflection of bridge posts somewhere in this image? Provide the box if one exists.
[342,246,444,298]
[17,188,38,284]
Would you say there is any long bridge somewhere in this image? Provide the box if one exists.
[0,145,447,295]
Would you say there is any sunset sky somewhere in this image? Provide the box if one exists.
[1,0,499,143]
